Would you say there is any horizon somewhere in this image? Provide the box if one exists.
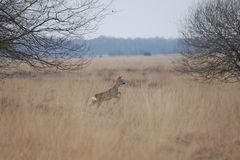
[85,35,182,40]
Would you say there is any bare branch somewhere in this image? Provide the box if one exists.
[178,0,240,82]
[0,0,112,71]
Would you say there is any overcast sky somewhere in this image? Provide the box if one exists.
[91,0,197,39]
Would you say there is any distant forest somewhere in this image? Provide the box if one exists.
[80,36,185,56]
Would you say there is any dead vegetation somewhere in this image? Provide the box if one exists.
[0,55,240,160]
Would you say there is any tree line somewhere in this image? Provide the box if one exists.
[84,36,184,55]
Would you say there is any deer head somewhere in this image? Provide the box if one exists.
[116,76,126,86]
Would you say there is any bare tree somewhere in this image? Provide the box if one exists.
[0,0,111,71]
[179,0,240,82]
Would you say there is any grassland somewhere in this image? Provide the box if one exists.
[0,55,240,160]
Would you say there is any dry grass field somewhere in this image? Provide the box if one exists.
[0,55,240,160]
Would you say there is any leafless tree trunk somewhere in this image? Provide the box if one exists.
[178,0,240,82]
[0,0,112,71]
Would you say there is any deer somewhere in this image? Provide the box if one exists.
[90,76,126,108]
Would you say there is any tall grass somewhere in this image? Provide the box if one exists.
[0,55,240,160]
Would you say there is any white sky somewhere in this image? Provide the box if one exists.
[91,0,197,38]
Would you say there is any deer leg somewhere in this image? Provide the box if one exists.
[113,96,120,104]
[91,100,96,106]
[97,101,102,108]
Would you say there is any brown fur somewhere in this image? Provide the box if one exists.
[92,76,125,107]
